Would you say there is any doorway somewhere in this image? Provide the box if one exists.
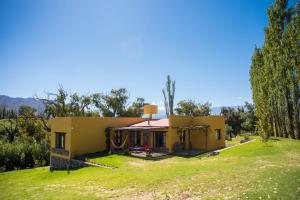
[155,132,166,148]
[130,131,141,146]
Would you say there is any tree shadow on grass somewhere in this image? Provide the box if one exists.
[269,137,281,141]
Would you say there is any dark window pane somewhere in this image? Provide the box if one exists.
[55,132,66,149]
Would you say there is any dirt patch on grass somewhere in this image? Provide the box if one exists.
[128,161,146,167]
[286,151,300,160]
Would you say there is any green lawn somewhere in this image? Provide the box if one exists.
[1,136,300,199]
[225,135,245,147]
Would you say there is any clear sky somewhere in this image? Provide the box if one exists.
[1,0,295,107]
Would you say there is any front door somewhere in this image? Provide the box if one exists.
[155,132,166,148]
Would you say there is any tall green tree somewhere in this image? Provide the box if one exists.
[250,0,300,140]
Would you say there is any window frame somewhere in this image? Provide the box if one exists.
[179,130,186,144]
[215,129,221,140]
[55,132,66,149]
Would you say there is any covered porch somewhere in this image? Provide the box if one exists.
[173,125,209,156]
[109,119,170,155]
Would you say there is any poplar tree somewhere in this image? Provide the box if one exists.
[250,0,300,140]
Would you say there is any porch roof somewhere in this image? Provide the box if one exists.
[173,125,209,130]
[113,119,209,131]
[113,119,169,131]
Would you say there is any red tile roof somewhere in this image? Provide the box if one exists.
[114,119,169,131]
[130,119,169,127]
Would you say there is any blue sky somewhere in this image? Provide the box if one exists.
[0,0,294,107]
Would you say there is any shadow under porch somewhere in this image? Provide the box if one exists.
[110,127,169,153]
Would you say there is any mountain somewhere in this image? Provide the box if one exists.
[156,106,242,117]
[0,95,45,113]
[211,106,242,115]
[153,106,242,118]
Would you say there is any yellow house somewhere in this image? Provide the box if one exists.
[50,107,225,169]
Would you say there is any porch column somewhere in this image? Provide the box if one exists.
[188,129,191,153]
[141,132,144,145]
[152,132,155,149]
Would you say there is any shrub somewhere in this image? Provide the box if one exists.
[0,138,50,171]
[243,133,251,140]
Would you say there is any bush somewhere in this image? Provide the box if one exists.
[122,149,130,156]
[243,133,251,140]
[31,139,50,167]
[0,138,50,171]
[226,135,232,141]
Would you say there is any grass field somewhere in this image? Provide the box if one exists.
[0,136,300,200]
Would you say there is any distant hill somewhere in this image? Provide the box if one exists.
[0,95,45,113]
[152,106,241,119]
[211,106,241,115]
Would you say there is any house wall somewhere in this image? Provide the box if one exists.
[189,129,207,150]
[50,115,226,160]
[50,117,146,158]
[168,116,193,151]
[168,115,226,152]
[50,117,72,159]
[71,117,146,157]
[192,116,226,150]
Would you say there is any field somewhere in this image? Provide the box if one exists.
[0,136,300,199]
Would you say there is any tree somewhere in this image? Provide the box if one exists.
[175,100,211,116]
[0,106,17,119]
[93,88,129,117]
[175,100,198,116]
[162,75,175,117]
[39,86,70,118]
[39,86,95,118]
[124,98,147,117]
[70,93,92,116]
[241,102,257,134]
[250,0,300,140]
[196,102,211,116]
[220,103,256,138]
[18,105,37,117]
[0,117,19,143]
[221,107,243,137]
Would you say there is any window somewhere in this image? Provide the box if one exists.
[55,132,66,149]
[130,131,141,146]
[179,131,186,144]
[215,129,221,140]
